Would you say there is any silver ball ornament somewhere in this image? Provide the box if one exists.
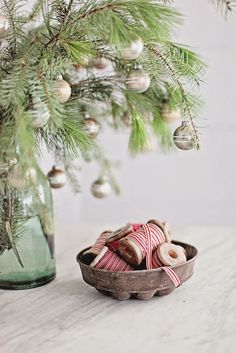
[47,166,66,189]
[0,15,9,39]
[84,117,100,139]
[91,179,111,199]
[173,121,194,151]
[120,40,144,60]
[53,78,71,103]
[126,69,151,93]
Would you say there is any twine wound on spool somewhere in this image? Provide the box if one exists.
[90,246,133,272]
[82,230,112,264]
[119,223,166,267]
[152,250,181,287]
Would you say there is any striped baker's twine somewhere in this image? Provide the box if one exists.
[132,224,143,232]
[152,250,181,287]
[126,223,166,269]
[94,247,133,272]
[90,232,108,254]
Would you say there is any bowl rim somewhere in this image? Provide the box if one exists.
[76,240,198,274]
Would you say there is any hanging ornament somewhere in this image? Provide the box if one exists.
[53,76,71,103]
[0,15,9,39]
[161,102,181,124]
[93,57,110,70]
[84,116,100,139]
[126,68,151,93]
[47,166,66,189]
[29,98,50,128]
[173,121,194,151]
[91,179,111,199]
[120,39,144,61]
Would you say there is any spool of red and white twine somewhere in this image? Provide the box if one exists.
[90,246,133,272]
[152,250,181,288]
[119,223,166,267]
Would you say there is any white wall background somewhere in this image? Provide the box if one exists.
[40,0,236,230]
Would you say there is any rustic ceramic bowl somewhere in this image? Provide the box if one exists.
[76,240,198,300]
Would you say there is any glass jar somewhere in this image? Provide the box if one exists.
[0,166,56,289]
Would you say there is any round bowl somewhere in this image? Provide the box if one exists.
[76,240,198,300]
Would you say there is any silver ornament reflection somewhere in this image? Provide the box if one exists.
[91,179,111,198]
[173,121,194,151]
[126,69,151,93]
[120,40,144,60]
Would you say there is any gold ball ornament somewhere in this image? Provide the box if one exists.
[53,78,71,103]
[120,40,144,60]
[84,117,100,139]
[29,98,50,128]
[126,69,151,93]
[173,121,194,151]
[0,15,9,39]
[91,179,111,199]
[47,166,66,189]
[161,102,181,123]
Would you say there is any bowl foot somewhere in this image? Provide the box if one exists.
[156,287,175,296]
[134,290,157,300]
[112,291,131,301]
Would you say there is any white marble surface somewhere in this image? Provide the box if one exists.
[0,226,236,353]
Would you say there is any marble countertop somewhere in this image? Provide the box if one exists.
[0,225,235,353]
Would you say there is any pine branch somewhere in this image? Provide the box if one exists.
[146,45,200,149]
[211,0,236,15]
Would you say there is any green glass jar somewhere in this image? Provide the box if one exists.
[0,165,56,289]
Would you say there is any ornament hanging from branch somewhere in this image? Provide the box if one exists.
[84,115,100,139]
[161,101,181,124]
[47,166,67,189]
[91,178,111,198]
[93,57,111,70]
[120,39,144,60]
[126,68,151,93]
[173,121,194,151]
[53,76,71,103]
